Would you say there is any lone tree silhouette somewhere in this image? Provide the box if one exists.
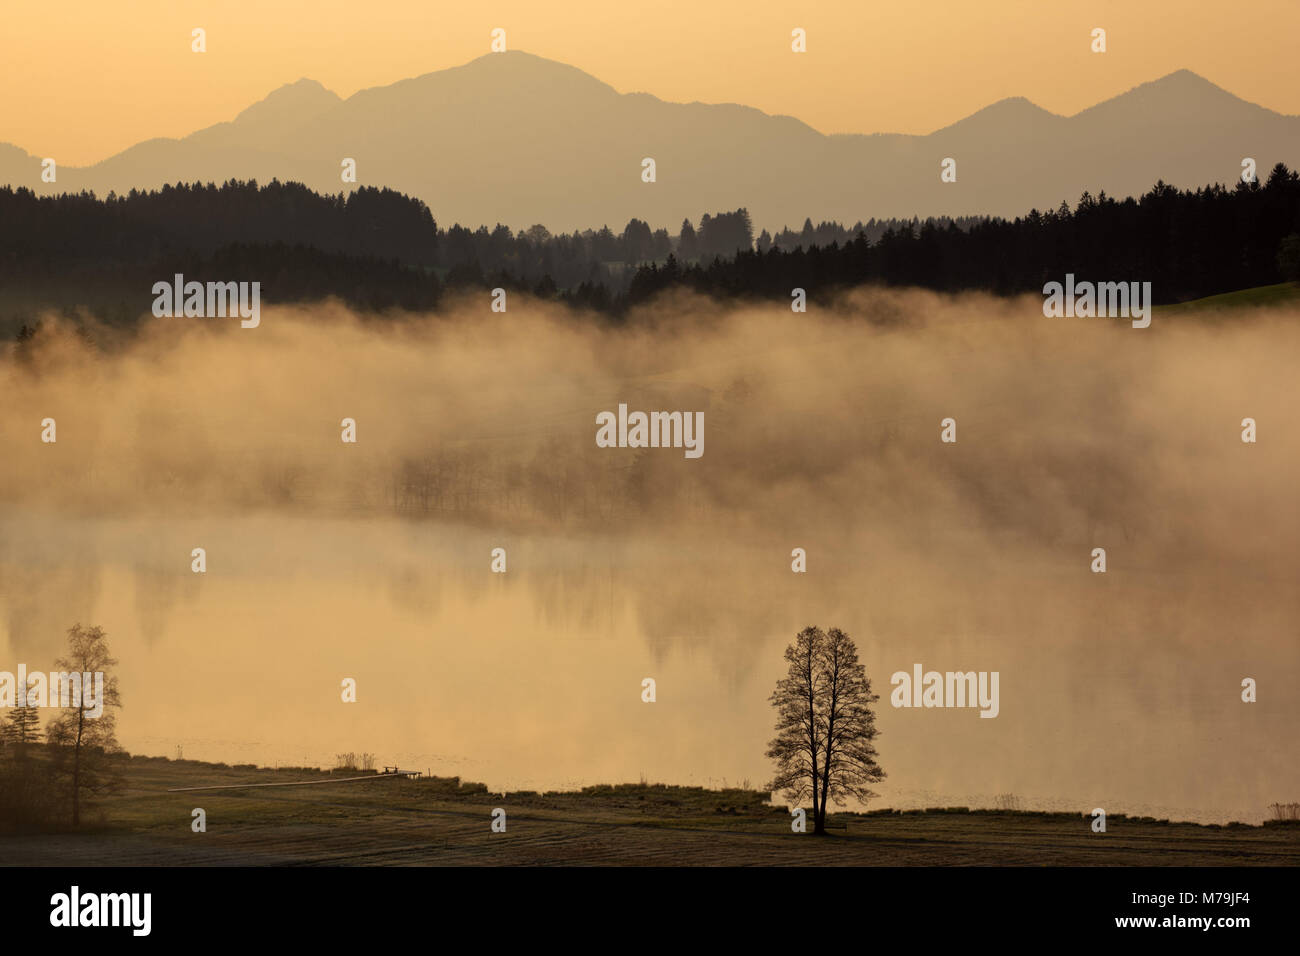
[766,626,884,835]
[45,624,123,827]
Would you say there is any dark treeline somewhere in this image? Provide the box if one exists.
[2,180,437,265]
[0,180,759,289]
[759,215,987,253]
[0,179,985,284]
[0,180,982,319]
[626,164,1300,309]
[2,166,1299,334]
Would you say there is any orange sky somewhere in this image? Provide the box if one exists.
[3,0,1298,167]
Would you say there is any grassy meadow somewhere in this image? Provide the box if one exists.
[3,754,1297,866]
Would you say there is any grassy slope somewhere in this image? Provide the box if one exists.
[4,754,1297,866]
[1156,282,1300,316]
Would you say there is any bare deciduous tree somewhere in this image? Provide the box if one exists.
[767,625,885,834]
[46,624,123,827]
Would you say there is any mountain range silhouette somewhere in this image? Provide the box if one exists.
[2,52,1296,232]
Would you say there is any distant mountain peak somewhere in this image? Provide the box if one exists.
[435,49,617,91]
[976,95,1057,117]
[234,78,341,126]
[281,77,331,91]
[1073,69,1279,121]
[462,49,589,70]
[931,95,1062,136]
[1125,69,1229,98]
[1158,68,1217,85]
[340,49,620,110]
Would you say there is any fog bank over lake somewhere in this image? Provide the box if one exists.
[2,289,1296,823]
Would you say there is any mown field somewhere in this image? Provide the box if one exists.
[3,755,1297,866]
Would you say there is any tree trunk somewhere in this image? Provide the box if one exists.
[807,663,820,836]
[820,769,835,834]
[72,706,84,827]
